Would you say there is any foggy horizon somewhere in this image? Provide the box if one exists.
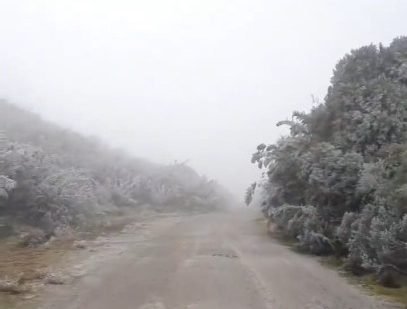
[1,0,406,197]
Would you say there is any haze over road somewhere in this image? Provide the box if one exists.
[38,209,399,309]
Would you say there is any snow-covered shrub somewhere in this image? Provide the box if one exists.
[0,102,231,235]
[271,204,324,235]
[345,204,376,272]
[248,37,407,281]
[344,205,407,275]
[0,175,16,200]
[244,182,256,206]
[271,204,332,254]
[336,212,359,245]
[297,231,334,255]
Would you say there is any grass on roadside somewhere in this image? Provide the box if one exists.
[320,255,407,307]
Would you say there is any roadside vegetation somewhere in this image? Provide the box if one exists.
[0,101,230,243]
[0,100,232,303]
[247,37,407,292]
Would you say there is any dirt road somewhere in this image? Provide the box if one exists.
[37,209,399,309]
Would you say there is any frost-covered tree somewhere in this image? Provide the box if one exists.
[247,37,407,281]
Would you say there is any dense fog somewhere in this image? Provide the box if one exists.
[2,1,407,307]
[1,1,406,197]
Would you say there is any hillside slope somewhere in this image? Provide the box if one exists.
[0,101,229,239]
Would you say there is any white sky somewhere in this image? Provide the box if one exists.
[0,0,406,197]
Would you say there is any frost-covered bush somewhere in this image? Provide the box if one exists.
[248,36,407,280]
[0,175,16,200]
[272,205,323,237]
[271,204,332,254]
[346,206,407,272]
[336,212,359,246]
[297,231,334,255]
[271,204,303,234]
[0,101,230,235]
[244,183,256,206]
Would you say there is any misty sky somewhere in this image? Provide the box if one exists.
[0,0,406,197]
